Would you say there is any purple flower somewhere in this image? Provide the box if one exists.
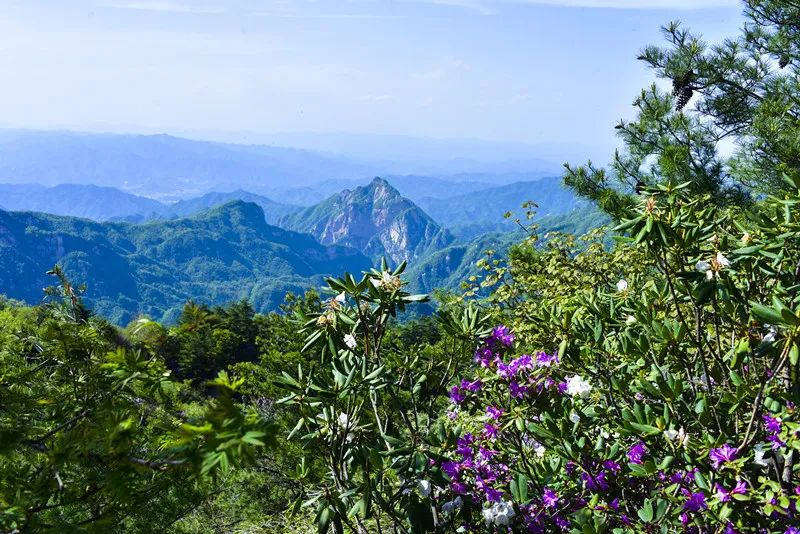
[602,459,621,473]
[715,480,747,502]
[683,491,707,512]
[456,434,475,459]
[535,351,558,367]
[483,423,499,439]
[490,325,515,347]
[449,385,465,404]
[709,443,738,469]
[486,405,503,420]
[785,528,800,534]
[461,378,483,392]
[442,461,460,479]
[451,481,468,494]
[509,380,529,399]
[553,515,570,530]
[582,471,609,492]
[542,488,558,508]
[474,345,495,367]
[484,486,503,503]
[764,414,782,434]
[627,441,647,465]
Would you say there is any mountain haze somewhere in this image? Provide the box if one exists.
[0,129,377,200]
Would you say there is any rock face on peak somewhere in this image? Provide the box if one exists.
[279,177,453,265]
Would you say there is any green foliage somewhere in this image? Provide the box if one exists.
[0,273,272,532]
[277,260,488,533]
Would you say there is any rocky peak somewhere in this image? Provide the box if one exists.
[279,177,453,265]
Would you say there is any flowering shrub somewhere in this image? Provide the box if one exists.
[428,180,800,532]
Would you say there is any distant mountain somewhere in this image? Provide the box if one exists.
[280,177,453,265]
[415,178,583,239]
[0,183,164,221]
[121,190,301,225]
[0,183,300,226]
[0,202,369,324]
[0,129,377,200]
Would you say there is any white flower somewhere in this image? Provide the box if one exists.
[344,334,357,350]
[569,411,581,424]
[663,426,688,448]
[763,325,777,344]
[533,441,546,458]
[483,501,516,526]
[616,279,628,292]
[416,479,432,498]
[442,496,462,514]
[335,292,346,304]
[566,375,592,398]
[626,315,636,325]
[716,252,730,269]
[696,260,711,273]
[337,412,350,428]
[754,443,771,467]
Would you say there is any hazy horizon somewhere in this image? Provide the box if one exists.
[1,0,745,163]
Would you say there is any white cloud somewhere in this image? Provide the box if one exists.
[103,1,225,14]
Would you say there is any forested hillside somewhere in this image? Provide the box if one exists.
[0,201,367,323]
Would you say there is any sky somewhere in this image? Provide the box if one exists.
[0,0,745,161]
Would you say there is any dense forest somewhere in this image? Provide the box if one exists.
[3,0,800,532]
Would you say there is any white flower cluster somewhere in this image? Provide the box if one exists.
[343,333,357,350]
[616,279,629,292]
[663,427,688,448]
[371,271,402,291]
[482,500,516,527]
[416,479,431,498]
[566,375,592,398]
[695,252,731,280]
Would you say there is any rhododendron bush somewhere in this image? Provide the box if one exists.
[429,179,800,533]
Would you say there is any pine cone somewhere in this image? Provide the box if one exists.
[675,86,693,111]
[672,70,695,111]
[779,55,790,69]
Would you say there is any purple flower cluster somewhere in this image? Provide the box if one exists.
[449,379,483,405]
[439,325,800,531]
[627,441,647,465]
[490,325,515,347]
[763,413,786,448]
[715,480,747,502]
[709,443,738,469]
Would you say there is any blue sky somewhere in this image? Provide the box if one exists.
[0,0,744,160]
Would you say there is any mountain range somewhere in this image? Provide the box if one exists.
[0,129,604,323]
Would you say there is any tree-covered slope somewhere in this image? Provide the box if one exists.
[279,177,454,264]
[0,201,369,324]
[415,177,583,238]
